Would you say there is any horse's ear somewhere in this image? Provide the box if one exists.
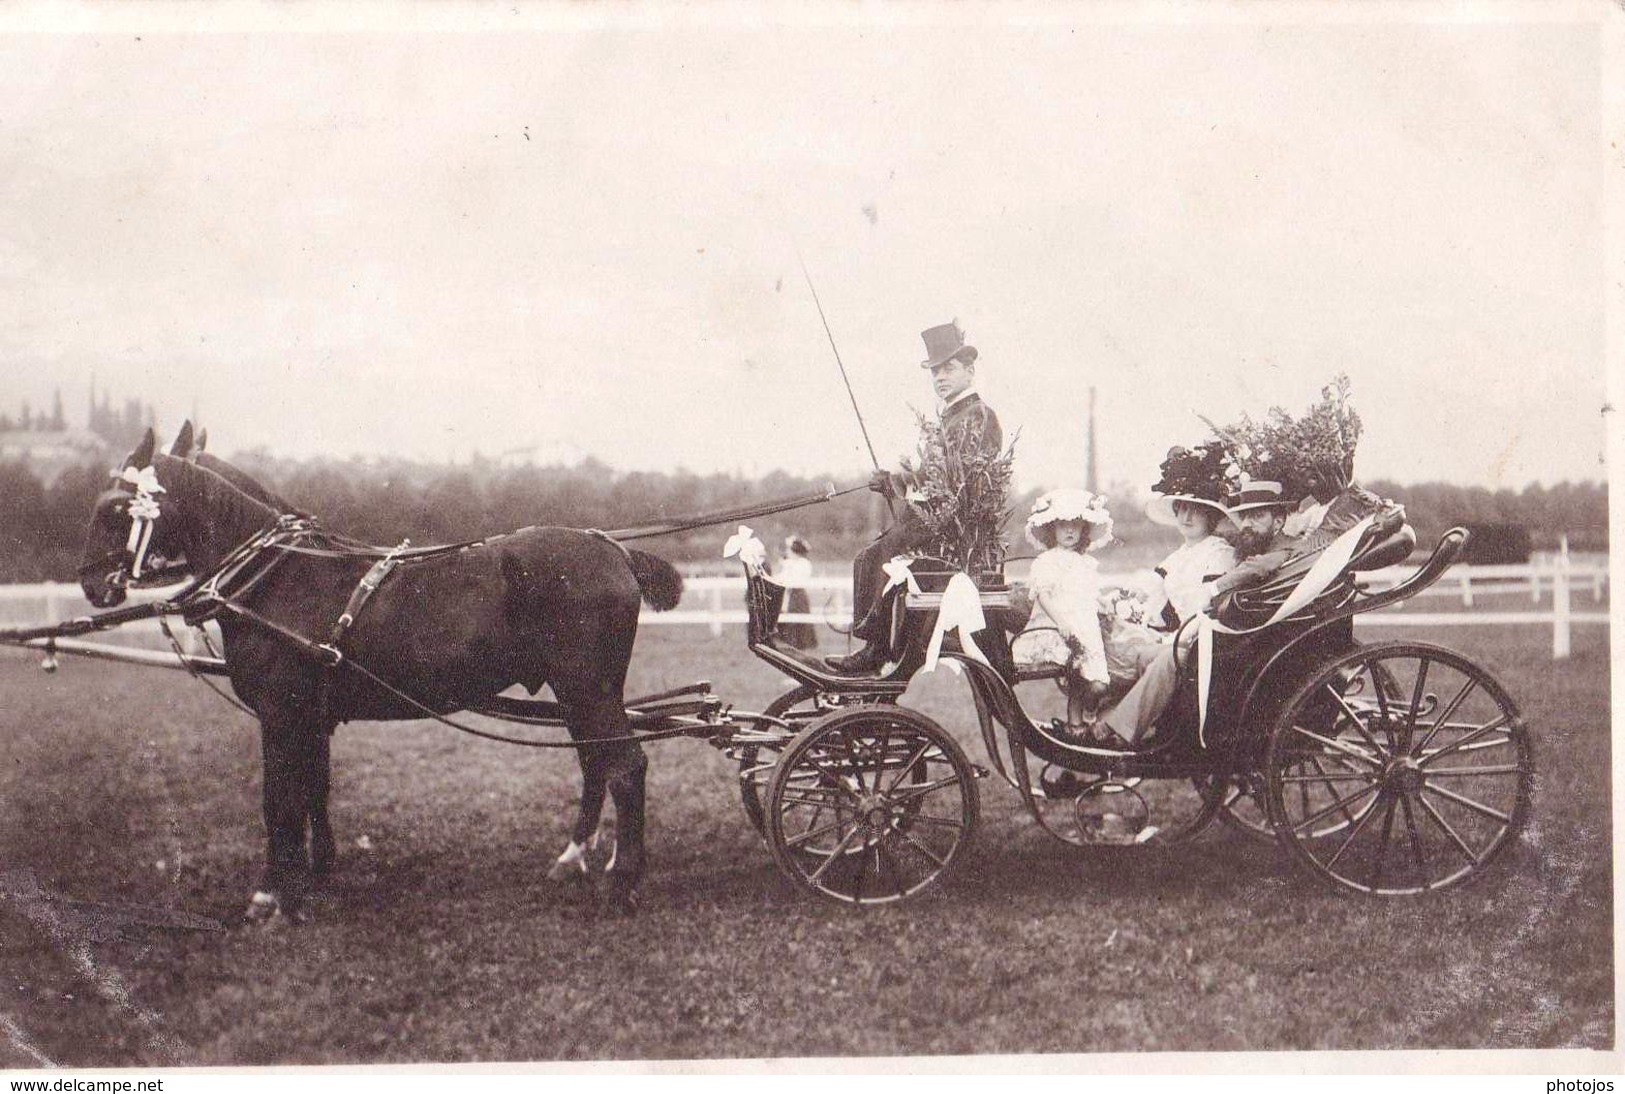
[128,428,156,469]
[196,427,208,453]
[169,420,195,458]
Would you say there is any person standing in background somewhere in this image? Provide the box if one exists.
[776,535,817,650]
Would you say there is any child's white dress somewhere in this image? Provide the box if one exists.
[1012,548,1110,685]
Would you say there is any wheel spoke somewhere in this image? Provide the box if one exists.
[1289,724,1381,768]
[1413,677,1478,756]
[896,828,950,868]
[1322,788,1387,873]
[1399,791,1428,886]
[888,773,963,804]
[1324,683,1389,758]
[1402,655,1431,752]
[786,814,847,850]
[885,739,935,794]
[1417,793,1480,865]
[777,788,851,809]
[1420,764,1523,778]
[1291,779,1379,835]
[1278,771,1374,784]
[1307,752,1369,831]
[1419,715,1512,767]
[875,835,910,898]
[1369,794,1398,890]
[805,825,866,883]
[900,812,967,832]
[1423,781,1512,825]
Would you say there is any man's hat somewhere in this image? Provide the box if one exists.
[1227,480,1292,516]
[920,321,979,370]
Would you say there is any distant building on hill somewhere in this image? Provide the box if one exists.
[0,382,157,485]
[0,425,111,485]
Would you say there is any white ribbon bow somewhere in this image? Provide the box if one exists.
[882,556,922,596]
[119,464,166,496]
[1194,516,1377,745]
[923,572,990,674]
[721,525,768,573]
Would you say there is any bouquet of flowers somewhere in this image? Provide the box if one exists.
[897,411,1019,576]
[1202,374,1364,503]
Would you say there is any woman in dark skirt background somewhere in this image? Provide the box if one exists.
[776,535,818,650]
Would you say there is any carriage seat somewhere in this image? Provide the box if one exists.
[1225,508,1410,625]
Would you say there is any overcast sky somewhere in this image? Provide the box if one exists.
[0,4,1612,493]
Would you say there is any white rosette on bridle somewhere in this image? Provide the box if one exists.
[118,464,166,580]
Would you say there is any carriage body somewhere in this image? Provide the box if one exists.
[733,520,1533,904]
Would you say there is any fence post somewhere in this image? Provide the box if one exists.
[1457,568,1473,608]
[1552,538,1571,660]
[1530,562,1542,604]
[709,583,723,638]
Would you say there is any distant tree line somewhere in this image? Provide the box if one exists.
[0,453,1607,584]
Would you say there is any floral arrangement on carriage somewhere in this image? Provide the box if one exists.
[1203,373,1398,547]
[895,410,1019,584]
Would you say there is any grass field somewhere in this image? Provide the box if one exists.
[0,619,1612,1065]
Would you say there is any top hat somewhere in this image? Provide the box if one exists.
[920,321,979,370]
[1227,480,1291,516]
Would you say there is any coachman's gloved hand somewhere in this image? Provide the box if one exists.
[868,469,897,498]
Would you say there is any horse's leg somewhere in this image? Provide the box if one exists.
[602,739,649,914]
[546,747,608,884]
[306,726,336,879]
[549,684,647,912]
[247,714,317,923]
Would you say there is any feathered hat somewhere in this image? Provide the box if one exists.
[1144,442,1240,526]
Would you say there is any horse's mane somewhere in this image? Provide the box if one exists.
[154,453,284,539]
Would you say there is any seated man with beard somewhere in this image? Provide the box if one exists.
[1095,480,1305,747]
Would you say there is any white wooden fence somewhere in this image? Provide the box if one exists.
[0,556,1608,662]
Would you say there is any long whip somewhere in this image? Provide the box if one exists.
[795,247,895,520]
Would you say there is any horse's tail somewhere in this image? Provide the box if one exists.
[626,549,683,612]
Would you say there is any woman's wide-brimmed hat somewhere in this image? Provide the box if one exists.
[1024,487,1113,551]
[919,321,980,370]
[1227,479,1293,516]
[1144,493,1231,527]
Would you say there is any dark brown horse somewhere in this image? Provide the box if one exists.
[79,428,682,918]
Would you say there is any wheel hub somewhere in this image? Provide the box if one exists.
[1381,755,1425,795]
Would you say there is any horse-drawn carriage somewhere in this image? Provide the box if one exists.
[3,427,1533,913]
[722,516,1532,905]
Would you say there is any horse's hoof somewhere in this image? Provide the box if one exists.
[243,890,282,925]
[545,860,590,885]
[243,890,308,926]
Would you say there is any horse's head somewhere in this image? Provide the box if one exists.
[78,428,190,608]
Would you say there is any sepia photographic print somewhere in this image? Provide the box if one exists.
[0,0,1618,1077]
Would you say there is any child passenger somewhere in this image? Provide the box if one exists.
[1011,489,1116,731]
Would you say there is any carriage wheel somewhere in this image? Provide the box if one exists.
[739,686,897,835]
[764,707,979,904]
[1263,641,1532,896]
[739,685,821,835]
